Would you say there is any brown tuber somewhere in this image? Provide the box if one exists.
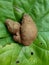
[21,14,37,46]
[5,19,20,34]
[5,19,21,43]
[5,14,37,46]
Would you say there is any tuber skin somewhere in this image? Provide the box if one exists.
[5,14,37,46]
[5,19,21,43]
[13,32,21,43]
[5,19,20,34]
[21,14,37,46]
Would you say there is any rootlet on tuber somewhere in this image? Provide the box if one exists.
[5,14,37,46]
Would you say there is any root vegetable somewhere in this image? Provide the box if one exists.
[5,19,20,34]
[5,14,37,46]
[21,14,37,46]
[5,19,21,43]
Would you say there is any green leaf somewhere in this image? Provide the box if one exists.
[0,0,16,38]
[0,36,14,46]
[0,43,22,65]
[0,0,49,65]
